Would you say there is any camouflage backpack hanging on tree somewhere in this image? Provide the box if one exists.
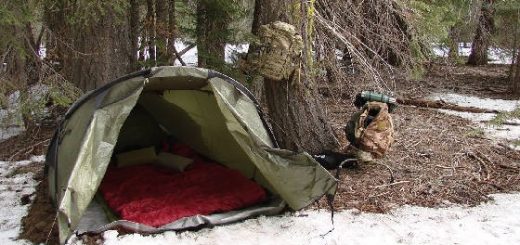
[244,21,304,81]
[345,101,394,158]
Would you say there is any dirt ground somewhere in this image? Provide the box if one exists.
[6,63,520,244]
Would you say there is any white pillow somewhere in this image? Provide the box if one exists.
[116,146,157,167]
[155,152,194,172]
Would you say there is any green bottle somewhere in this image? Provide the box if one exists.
[360,91,396,104]
[357,91,397,112]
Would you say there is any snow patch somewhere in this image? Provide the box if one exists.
[1,92,25,142]
[431,44,512,65]
[68,193,520,245]
[431,93,520,143]
[430,93,520,112]
[0,156,44,245]
[165,41,250,66]
[437,109,496,122]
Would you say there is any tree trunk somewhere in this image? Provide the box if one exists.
[251,0,339,154]
[467,0,495,66]
[513,49,520,94]
[447,26,459,61]
[196,1,227,68]
[47,3,132,91]
[146,0,156,65]
[167,0,177,64]
[129,0,140,70]
[155,0,169,65]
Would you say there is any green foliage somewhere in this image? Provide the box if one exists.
[494,0,520,51]
[17,79,81,124]
[176,0,249,41]
[406,0,475,57]
[0,0,40,58]
[44,0,129,27]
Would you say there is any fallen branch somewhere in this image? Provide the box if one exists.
[435,165,465,170]
[373,180,410,189]
[466,151,491,181]
[397,98,500,114]
[172,43,195,66]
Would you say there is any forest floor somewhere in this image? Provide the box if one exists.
[314,63,520,212]
[0,63,519,244]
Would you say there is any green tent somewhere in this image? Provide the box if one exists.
[46,66,337,243]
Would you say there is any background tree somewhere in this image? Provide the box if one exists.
[0,0,42,90]
[495,0,520,93]
[45,0,133,91]
[196,0,239,68]
[467,0,495,65]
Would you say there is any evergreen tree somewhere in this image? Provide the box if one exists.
[44,0,133,91]
[249,0,340,154]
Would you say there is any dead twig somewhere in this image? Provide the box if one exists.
[466,151,491,181]
[9,138,50,162]
[435,165,465,170]
[373,180,411,189]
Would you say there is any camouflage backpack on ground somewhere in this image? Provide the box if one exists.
[345,102,394,158]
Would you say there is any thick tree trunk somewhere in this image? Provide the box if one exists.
[48,3,132,91]
[264,76,340,153]
[251,0,339,154]
[467,0,495,66]
[196,1,226,68]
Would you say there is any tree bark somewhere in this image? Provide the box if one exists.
[155,0,169,65]
[467,0,495,66]
[167,0,177,64]
[251,0,339,154]
[47,2,132,91]
[513,49,520,94]
[129,0,140,70]
[146,0,156,65]
[447,26,459,61]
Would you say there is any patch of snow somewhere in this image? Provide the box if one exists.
[0,126,25,142]
[0,156,44,245]
[174,41,198,66]
[225,44,249,63]
[488,48,513,65]
[431,93,520,143]
[431,44,512,65]
[437,110,496,122]
[67,193,520,245]
[429,93,520,112]
[1,91,25,142]
[140,40,249,67]
[432,45,449,57]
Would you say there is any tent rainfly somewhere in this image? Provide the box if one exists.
[45,66,337,244]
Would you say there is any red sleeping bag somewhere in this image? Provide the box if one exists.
[99,146,266,227]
